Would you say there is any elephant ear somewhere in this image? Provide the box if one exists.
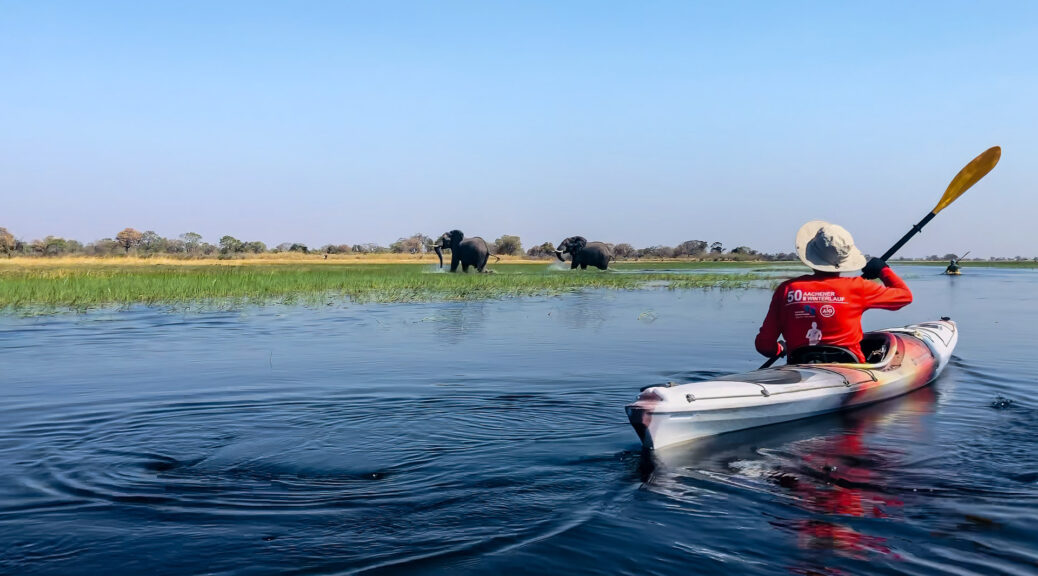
[449,230,464,246]
[571,236,587,251]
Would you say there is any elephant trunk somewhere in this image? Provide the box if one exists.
[434,245,443,268]
[554,249,565,262]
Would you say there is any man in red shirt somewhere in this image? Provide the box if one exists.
[755,221,912,364]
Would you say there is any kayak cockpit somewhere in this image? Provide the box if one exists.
[786,332,897,369]
[788,345,859,364]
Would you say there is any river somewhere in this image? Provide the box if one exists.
[1,266,1035,575]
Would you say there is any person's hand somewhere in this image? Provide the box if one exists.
[862,257,888,280]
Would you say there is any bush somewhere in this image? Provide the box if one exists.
[526,242,556,259]
[612,243,635,259]
[494,235,522,256]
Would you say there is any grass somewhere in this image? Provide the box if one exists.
[11,256,1027,313]
[0,261,767,313]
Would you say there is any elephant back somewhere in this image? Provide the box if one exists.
[588,241,613,256]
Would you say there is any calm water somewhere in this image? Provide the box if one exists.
[1,266,1036,575]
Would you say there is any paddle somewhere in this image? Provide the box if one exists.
[758,146,1002,369]
[879,147,1000,261]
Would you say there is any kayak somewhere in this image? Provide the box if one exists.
[945,270,962,275]
[626,320,957,450]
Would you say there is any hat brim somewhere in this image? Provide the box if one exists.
[795,220,867,273]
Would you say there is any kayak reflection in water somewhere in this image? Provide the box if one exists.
[779,385,937,565]
[755,221,913,364]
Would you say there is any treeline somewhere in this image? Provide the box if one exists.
[0,227,800,260]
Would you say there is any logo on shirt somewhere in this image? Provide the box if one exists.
[786,290,845,304]
[807,322,823,346]
[819,304,835,318]
[794,304,817,320]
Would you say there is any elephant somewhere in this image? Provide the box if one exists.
[433,230,499,272]
[555,236,613,270]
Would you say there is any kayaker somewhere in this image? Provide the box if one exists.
[755,221,912,363]
[946,259,959,274]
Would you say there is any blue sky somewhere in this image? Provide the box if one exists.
[2,1,1035,257]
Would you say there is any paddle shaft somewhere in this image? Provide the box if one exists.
[880,212,936,261]
[759,353,783,369]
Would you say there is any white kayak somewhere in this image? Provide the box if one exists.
[626,320,958,450]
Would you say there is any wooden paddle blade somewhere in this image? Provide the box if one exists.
[934,146,1001,214]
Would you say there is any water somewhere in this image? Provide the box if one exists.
[1,266,1036,575]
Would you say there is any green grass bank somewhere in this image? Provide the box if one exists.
[0,262,768,312]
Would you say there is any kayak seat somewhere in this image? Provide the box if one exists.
[788,345,858,364]
[860,332,894,364]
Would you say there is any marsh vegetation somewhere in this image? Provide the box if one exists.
[0,260,768,312]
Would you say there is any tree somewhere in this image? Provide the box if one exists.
[710,241,724,254]
[181,232,203,253]
[139,231,166,254]
[673,240,708,257]
[0,227,15,257]
[86,238,119,256]
[242,241,267,254]
[638,245,674,259]
[390,233,430,254]
[351,243,387,253]
[219,235,244,254]
[526,242,556,259]
[494,235,522,256]
[164,239,186,254]
[321,244,352,254]
[289,243,309,253]
[41,236,72,256]
[115,228,143,253]
[612,243,635,259]
[730,246,757,255]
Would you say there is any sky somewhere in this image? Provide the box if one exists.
[2,1,1036,257]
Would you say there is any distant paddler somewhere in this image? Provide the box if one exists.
[945,250,969,275]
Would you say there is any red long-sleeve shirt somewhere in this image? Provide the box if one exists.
[755,267,912,362]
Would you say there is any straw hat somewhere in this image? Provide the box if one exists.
[795,220,867,273]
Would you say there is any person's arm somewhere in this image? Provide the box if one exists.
[755,287,785,357]
[861,266,912,310]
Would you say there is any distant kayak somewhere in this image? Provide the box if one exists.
[945,269,962,275]
[626,320,957,450]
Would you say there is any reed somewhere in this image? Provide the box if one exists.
[0,263,765,312]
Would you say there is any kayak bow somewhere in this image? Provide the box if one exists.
[626,320,957,450]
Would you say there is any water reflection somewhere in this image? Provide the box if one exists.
[548,291,615,331]
[643,386,939,570]
[420,300,489,344]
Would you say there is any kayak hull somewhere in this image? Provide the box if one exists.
[626,320,957,450]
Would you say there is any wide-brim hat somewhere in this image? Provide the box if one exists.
[795,220,867,273]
